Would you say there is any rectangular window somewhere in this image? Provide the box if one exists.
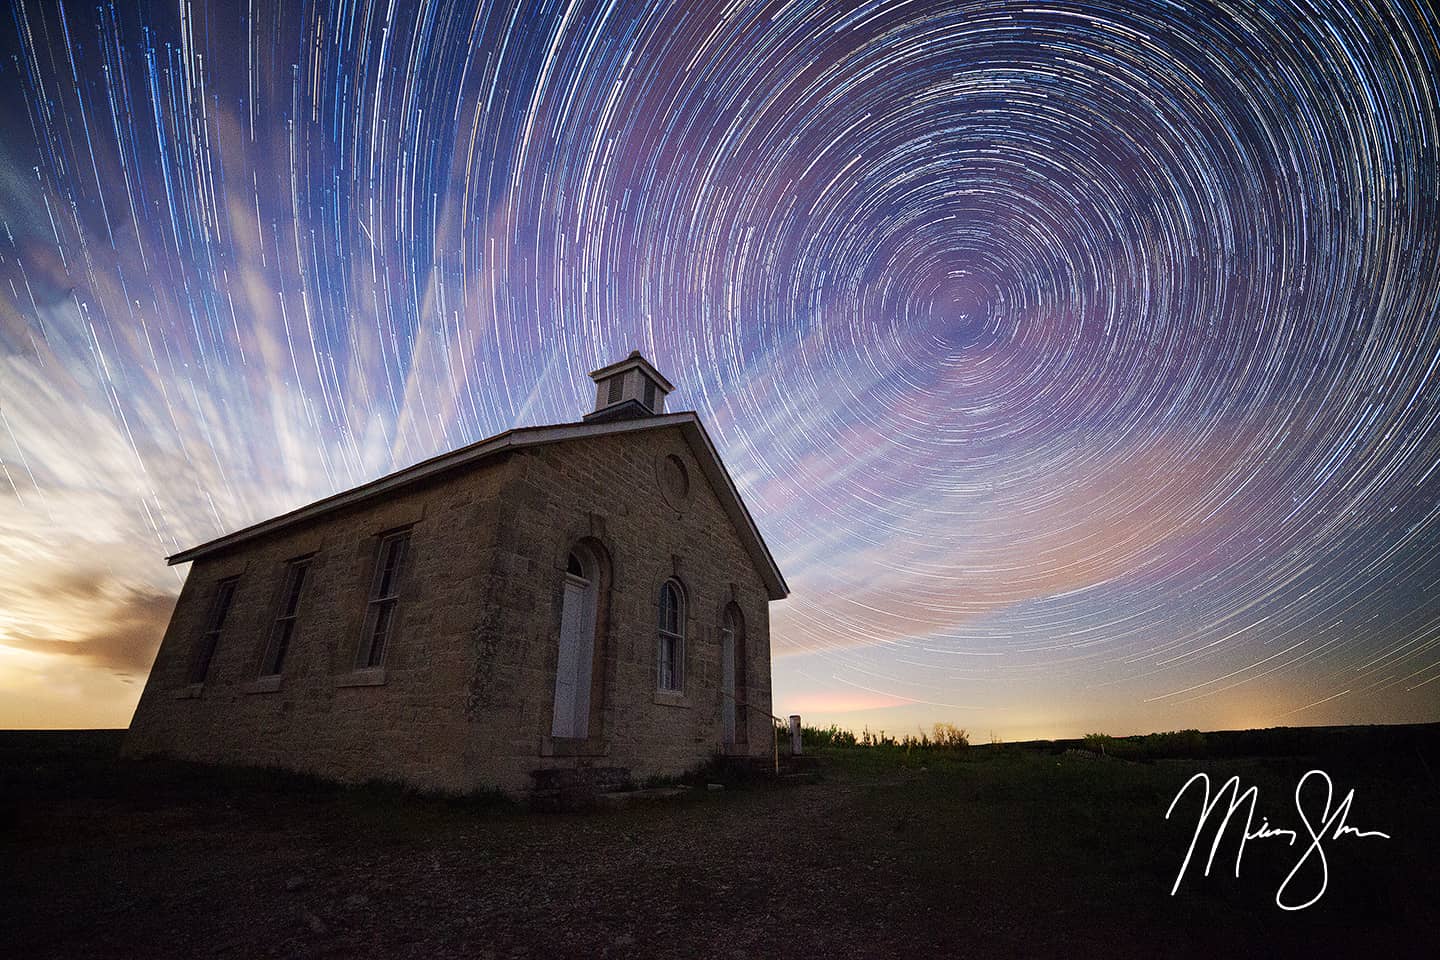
[643,378,656,410]
[259,558,310,676]
[188,577,239,684]
[608,374,624,404]
[356,531,410,669]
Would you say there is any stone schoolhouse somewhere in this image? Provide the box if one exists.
[125,353,788,794]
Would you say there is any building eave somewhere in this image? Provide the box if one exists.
[673,419,790,601]
[165,413,790,601]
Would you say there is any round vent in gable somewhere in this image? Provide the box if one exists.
[657,453,691,509]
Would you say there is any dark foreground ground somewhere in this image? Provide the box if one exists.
[2,726,1438,959]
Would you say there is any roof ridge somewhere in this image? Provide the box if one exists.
[164,412,787,600]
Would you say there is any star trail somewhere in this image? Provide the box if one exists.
[1,0,1438,736]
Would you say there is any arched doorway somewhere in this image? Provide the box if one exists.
[721,603,747,748]
[551,544,600,739]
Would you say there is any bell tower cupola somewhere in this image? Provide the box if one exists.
[584,350,675,422]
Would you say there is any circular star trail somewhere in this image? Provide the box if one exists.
[1,0,1438,732]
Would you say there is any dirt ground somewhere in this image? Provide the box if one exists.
[2,729,1436,958]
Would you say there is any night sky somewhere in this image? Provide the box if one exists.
[2,0,1438,738]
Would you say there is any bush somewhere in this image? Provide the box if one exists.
[860,727,897,748]
[1083,730,1207,760]
[931,723,970,749]
[801,724,857,749]
[794,722,969,753]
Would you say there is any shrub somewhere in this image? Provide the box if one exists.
[801,724,856,749]
[1083,730,1207,760]
[932,723,970,749]
[860,727,897,748]
[793,722,970,753]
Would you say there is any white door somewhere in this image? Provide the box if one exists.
[552,574,594,739]
[721,625,736,746]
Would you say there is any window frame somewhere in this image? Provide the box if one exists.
[355,529,411,670]
[722,603,748,743]
[188,576,239,685]
[657,578,686,692]
[259,557,312,677]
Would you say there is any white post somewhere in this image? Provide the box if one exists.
[789,715,803,755]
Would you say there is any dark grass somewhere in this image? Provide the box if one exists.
[2,725,1438,959]
[809,724,1440,956]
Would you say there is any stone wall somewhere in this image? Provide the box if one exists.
[124,457,512,792]
[479,425,775,786]
[125,422,777,793]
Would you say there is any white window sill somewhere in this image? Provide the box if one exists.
[244,675,283,694]
[172,683,205,700]
[654,690,690,708]
[335,667,387,688]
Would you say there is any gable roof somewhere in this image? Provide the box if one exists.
[167,412,789,600]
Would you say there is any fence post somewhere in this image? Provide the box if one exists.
[789,715,803,755]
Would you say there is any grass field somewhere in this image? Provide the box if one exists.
[2,725,1437,958]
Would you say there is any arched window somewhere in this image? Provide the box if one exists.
[552,546,600,739]
[721,603,747,746]
[657,579,685,691]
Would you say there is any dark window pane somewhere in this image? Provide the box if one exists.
[190,632,220,684]
[212,579,237,629]
[283,563,308,616]
[367,602,393,667]
[357,534,409,668]
[659,582,681,635]
[391,538,407,582]
[269,619,294,674]
[191,578,238,684]
[608,376,622,404]
[643,379,656,409]
[666,636,680,689]
[377,547,397,596]
[373,534,408,599]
